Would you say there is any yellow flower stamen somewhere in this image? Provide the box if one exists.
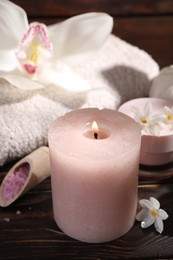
[150,209,158,218]
[140,117,149,125]
[17,23,53,75]
[28,41,40,64]
[167,114,173,122]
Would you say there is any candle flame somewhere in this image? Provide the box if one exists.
[92,121,99,132]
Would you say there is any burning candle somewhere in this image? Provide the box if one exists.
[48,108,141,243]
[84,120,108,139]
[92,121,99,139]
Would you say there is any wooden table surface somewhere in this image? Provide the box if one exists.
[0,162,173,259]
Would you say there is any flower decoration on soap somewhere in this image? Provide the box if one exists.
[162,106,173,129]
[131,102,162,136]
[131,101,173,136]
[136,197,168,234]
[0,0,113,91]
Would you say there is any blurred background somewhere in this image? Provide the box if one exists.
[12,0,173,68]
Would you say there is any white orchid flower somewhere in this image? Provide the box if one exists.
[0,0,113,91]
[136,197,168,234]
[131,101,162,136]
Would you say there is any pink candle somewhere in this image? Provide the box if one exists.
[118,98,173,166]
[48,108,141,243]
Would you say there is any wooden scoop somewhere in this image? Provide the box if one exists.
[0,146,50,207]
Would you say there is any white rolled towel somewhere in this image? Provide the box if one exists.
[0,34,159,165]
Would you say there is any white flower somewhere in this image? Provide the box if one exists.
[0,0,113,91]
[136,197,169,234]
[131,101,162,136]
[162,106,173,129]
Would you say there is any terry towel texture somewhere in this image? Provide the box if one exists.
[0,34,159,165]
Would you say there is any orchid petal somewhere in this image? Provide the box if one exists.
[40,63,91,92]
[0,51,18,72]
[0,73,44,90]
[150,197,160,210]
[136,209,148,221]
[141,215,155,228]
[48,12,113,64]
[155,217,164,233]
[139,199,153,210]
[158,209,169,220]
[0,0,29,50]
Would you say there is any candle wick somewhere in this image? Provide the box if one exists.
[94,132,98,139]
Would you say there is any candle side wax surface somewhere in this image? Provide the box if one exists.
[48,108,141,243]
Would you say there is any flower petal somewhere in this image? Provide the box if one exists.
[0,50,18,72]
[149,197,160,210]
[158,209,169,220]
[164,106,171,114]
[0,73,45,90]
[148,124,160,136]
[136,209,148,221]
[155,217,164,233]
[139,199,153,210]
[40,63,91,92]
[143,101,152,117]
[141,215,155,228]
[48,12,113,64]
[0,0,29,50]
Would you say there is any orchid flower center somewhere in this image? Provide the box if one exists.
[16,23,53,76]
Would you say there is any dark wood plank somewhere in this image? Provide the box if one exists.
[115,16,173,68]
[12,0,173,17]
